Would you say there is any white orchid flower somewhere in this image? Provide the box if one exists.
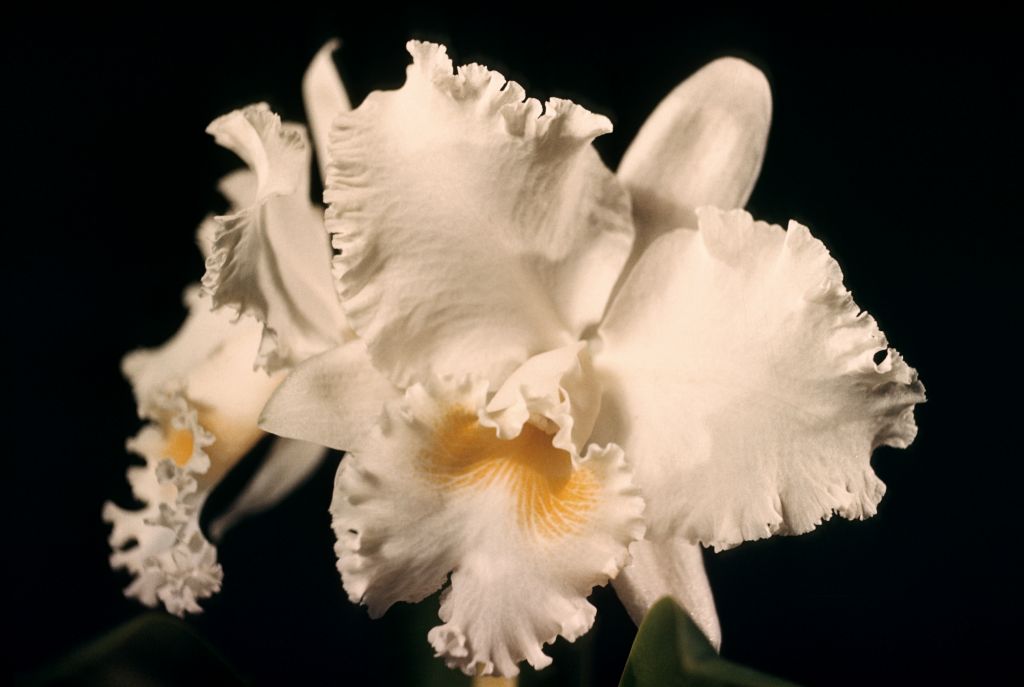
[245,40,918,677]
[103,46,353,616]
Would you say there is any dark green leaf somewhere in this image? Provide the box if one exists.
[26,613,247,687]
[619,598,801,687]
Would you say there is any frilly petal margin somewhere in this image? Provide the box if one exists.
[203,103,348,373]
[331,374,645,677]
[325,41,634,388]
[103,390,222,616]
[593,207,925,551]
[482,342,601,459]
[109,288,279,614]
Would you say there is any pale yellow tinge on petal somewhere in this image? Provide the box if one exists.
[192,405,268,485]
[420,408,598,538]
[158,374,283,486]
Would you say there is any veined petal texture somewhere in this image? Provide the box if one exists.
[325,41,634,388]
[331,372,644,677]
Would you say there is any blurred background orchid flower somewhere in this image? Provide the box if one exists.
[102,46,355,616]
[258,41,925,677]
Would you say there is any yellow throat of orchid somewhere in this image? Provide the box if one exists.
[422,408,597,538]
[161,405,266,486]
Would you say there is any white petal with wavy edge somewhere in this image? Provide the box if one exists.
[325,41,634,388]
[331,373,645,677]
[618,58,771,241]
[109,291,282,614]
[612,538,721,649]
[482,342,601,459]
[259,338,401,452]
[203,104,349,372]
[103,391,222,616]
[303,40,351,180]
[593,208,925,550]
[209,437,328,541]
[196,171,256,260]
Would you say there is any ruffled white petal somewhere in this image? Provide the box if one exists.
[612,538,721,649]
[618,58,771,258]
[325,41,634,387]
[593,208,925,551]
[109,290,282,613]
[482,342,601,458]
[208,437,328,540]
[196,172,255,260]
[103,391,222,616]
[203,103,348,372]
[259,339,400,452]
[302,40,351,180]
[331,374,645,677]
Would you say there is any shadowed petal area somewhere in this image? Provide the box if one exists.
[593,208,925,551]
[259,338,401,453]
[325,41,634,388]
[331,374,644,677]
[203,104,348,372]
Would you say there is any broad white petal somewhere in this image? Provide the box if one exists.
[594,208,925,550]
[259,339,400,452]
[618,58,771,256]
[331,376,644,677]
[612,538,720,650]
[208,437,328,540]
[326,41,634,387]
[302,40,351,180]
[203,104,348,372]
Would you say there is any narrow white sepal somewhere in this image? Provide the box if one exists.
[612,538,721,650]
[302,39,352,180]
[208,437,328,541]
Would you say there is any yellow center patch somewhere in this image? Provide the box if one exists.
[421,408,597,538]
[163,427,195,468]
[160,405,265,485]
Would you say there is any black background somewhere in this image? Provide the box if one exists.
[7,7,1019,686]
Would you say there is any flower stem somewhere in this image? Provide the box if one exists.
[471,677,518,687]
